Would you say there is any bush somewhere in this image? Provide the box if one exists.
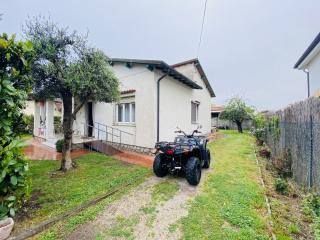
[0,141,29,219]
[253,113,266,129]
[56,139,64,152]
[272,150,292,178]
[251,128,266,141]
[0,33,33,219]
[303,193,320,217]
[273,178,288,195]
[24,115,34,134]
[14,114,34,135]
[259,148,271,158]
[54,116,62,134]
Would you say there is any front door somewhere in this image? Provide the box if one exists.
[87,102,93,137]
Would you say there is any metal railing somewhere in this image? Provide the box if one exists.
[82,121,135,146]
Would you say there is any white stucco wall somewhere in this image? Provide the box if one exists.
[172,64,212,134]
[74,61,213,148]
[308,53,320,96]
[74,64,157,148]
[158,64,212,142]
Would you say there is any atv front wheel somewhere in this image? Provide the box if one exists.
[203,149,211,169]
[186,157,201,185]
[153,153,168,177]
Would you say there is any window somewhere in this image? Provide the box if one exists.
[191,102,199,123]
[117,103,135,123]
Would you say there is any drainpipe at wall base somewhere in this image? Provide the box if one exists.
[157,73,168,142]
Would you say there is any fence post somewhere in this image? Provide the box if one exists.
[309,115,314,189]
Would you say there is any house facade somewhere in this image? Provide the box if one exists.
[73,58,215,148]
[294,32,320,97]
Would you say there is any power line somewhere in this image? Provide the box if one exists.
[197,0,208,58]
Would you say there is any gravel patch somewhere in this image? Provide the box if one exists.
[66,169,211,240]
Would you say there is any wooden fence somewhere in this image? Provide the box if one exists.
[264,97,320,190]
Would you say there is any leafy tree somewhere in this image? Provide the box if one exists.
[219,97,254,133]
[25,17,120,171]
[0,33,33,219]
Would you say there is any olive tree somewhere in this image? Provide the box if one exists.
[219,97,254,133]
[25,17,119,171]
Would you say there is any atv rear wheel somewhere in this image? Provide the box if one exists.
[153,153,168,177]
[203,149,211,169]
[185,157,201,185]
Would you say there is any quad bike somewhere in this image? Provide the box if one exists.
[153,126,211,186]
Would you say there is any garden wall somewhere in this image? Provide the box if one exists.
[264,97,320,190]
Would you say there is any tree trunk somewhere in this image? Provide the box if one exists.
[60,91,75,171]
[235,120,243,133]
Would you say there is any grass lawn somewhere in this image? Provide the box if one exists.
[182,130,270,240]
[14,152,150,238]
[20,133,33,142]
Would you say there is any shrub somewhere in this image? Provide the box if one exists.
[273,178,288,195]
[14,114,34,135]
[256,139,264,146]
[251,127,266,142]
[272,150,292,178]
[253,113,266,129]
[259,148,271,158]
[54,116,61,125]
[56,139,64,152]
[0,141,29,219]
[303,193,320,217]
[54,116,62,134]
[24,115,34,134]
[0,33,33,219]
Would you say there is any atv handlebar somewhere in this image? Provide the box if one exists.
[175,128,201,137]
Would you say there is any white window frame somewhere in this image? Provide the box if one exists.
[116,102,135,124]
[191,101,200,124]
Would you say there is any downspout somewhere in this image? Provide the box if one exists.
[157,73,168,142]
[303,69,310,98]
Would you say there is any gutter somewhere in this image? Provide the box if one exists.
[157,73,168,142]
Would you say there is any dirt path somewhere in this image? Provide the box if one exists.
[66,169,211,240]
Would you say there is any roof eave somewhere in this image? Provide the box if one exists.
[171,58,215,98]
[294,32,320,69]
[110,58,203,90]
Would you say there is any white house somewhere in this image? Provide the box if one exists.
[33,58,215,150]
[294,32,320,97]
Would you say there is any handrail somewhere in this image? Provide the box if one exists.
[82,121,135,146]
[94,121,134,136]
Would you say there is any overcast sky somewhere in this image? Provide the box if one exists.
[2,0,320,110]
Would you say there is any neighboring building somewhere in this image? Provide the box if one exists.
[34,58,215,149]
[211,104,252,130]
[211,104,224,127]
[294,32,320,97]
[23,99,62,117]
